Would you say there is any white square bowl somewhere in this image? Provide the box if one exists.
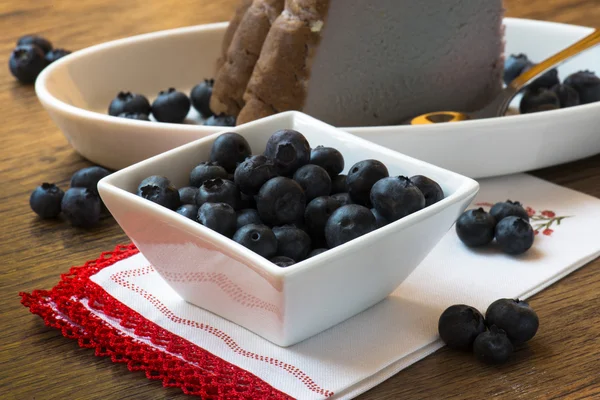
[98,111,479,346]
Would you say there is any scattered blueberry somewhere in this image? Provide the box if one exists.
[485,298,539,344]
[9,45,47,84]
[190,161,229,187]
[307,248,328,258]
[17,34,53,54]
[70,166,111,193]
[503,53,533,85]
[563,70,600,104]
[176,204,199,220]
[234,155,278,195]
[495,216,535,255]
[264,129,311,176]
[331,192,353,206]
[325,204,377,248]
[473,326,514,364]
[256,177,306,226]
[304,196,343,239]
[178,186,199,205]
[330,174,347,194]
[61,187,102,228]
[151,88,190,123]
[310,146,344,177]
[273,225,311,261]
[370,176,425,222]
[108,92,151,116]
[410,175,444,207]
[490,200,530,222]
[455,208,496,247]
[190,79,214,118]
[528,68,560,91]
[293,164,331,202]
[205,114,236,127]
[136,175,180,210]
[270,256,295,267]
[236,208,262,230]
[233,224,277,259]
[117,112,150,121]
[438,304,486,350]
[198,202,237,238]
[30,183,64,219]
[519,88,560,114]
[371,208,389,229]
[210,132,252,173]
[45,48,71,64]
[551,84,580,108]
[196,178,240,209]
[346,160,389,206]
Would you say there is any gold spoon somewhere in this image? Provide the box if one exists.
[410,29,600,125]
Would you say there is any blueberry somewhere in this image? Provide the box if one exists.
[257,177,306,226]
[271,256,295,267]
[117,112,150,121]
[438,304,486,350]
[519,88,560,114]
[346,160,389,206]
[330,174,347,194]
[178,186,199,205]
[325,204,377,248]
[240,192,256,209]
[198,202,237,237]
[264,129,311,176]
[234,155,278,195]
[70,166,111,192]
[205,114,236,127]
[370,176,425,222]
[305,196,343,239]
[61,187,102,228]
[108,91,151,116]
[307,248,328,258]
[331,192,353,206]
[485,298,539,344]
[495,216,534,255]
[236,208,262,230]
[45,48,71,64]
[233,224,277,258]
[190,79,214,118]
[176,204,199,220]
[455,208,496,247]
[503,53,533,85]
[551,84,580,108]
[136,175,180,210]
[528,68,560,91]
[410,175,444,207]
[371,208,389,229]
[30,183,64,219]
[151,88,190,123]
[310,146,344,177]
[273,225,311,261]
[293,164,331,202]
[490,200,530,222]
[473,326,514,364]
[189,161,229,187]
[17,35,53,54]
[563,70,600,104]
[9,45,47,84]
[210,132,252,173]
[196,178,240,209]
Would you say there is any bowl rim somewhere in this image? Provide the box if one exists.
[98,111,479,279]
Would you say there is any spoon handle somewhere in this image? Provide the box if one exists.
[509,29,600,91]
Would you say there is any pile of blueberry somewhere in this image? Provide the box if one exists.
[108,79,235,127]
[456,200,534,255]
[9,34,71,84]
[438,299,539,364]
[29,166,111,228]
[504,53,600,114]
[136,129,444,266]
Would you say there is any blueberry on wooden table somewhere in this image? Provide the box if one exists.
[70,166,111,193]
[9,45,47,84]
[485,298,539,345]
[29,183,64,219]
[45,48,71,64]
[17,34,53,54]
[473,326,514,365]
[61,187,102,228]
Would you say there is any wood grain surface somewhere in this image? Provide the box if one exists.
[1,1,599,399]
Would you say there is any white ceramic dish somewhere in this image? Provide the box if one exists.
[98,111,479,346]
[37,19,600,177]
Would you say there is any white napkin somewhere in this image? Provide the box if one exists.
[90,173,600,399]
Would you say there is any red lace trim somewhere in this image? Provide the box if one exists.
[20,244,293,400]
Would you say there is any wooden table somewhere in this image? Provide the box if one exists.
[2,1,599,399]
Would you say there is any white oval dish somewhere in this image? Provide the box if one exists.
[37,19,600,177]
[98,111,479,346]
